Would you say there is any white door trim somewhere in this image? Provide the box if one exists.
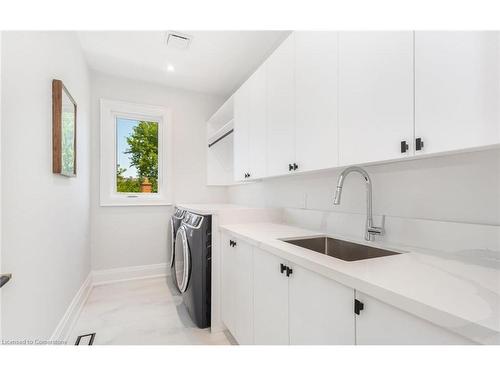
[0,31,3,342]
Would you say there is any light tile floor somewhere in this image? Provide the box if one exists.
[68,276,232,345]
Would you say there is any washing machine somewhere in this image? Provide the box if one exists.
[174,212,211,328]
[168,208,186,290]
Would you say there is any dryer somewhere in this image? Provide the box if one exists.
[174,212,211,328]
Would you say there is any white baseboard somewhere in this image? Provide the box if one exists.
[50,272,93,343]
[92,263,168,286]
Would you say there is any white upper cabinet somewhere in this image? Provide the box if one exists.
[233,80,250,182]
[228,31,499,185]
[247,64,267,179]
[338,32,414,165]
[415,31,500,154]
[233,64,267,181]
[266,33,296,177]
[295,31,339,172]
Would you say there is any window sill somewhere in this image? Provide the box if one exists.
[100,202,173,207]
[100,196,173,207]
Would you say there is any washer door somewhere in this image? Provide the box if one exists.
[174,227,191,293]
[169,218,176,268]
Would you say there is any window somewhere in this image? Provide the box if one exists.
[100,99,172,206]
[116,118,159,193]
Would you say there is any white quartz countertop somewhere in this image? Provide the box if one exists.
[219,222,500,344]
[176,203,254,215]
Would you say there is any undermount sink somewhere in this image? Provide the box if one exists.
[281,236,400,261]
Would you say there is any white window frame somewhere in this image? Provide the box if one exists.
[100,99,173,206]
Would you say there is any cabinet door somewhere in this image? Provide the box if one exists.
[295,31,339,172]
[355,292,475,345]
[221,234,236,334]
[253,248,289,344]
[415,31,500,154]
[233,81,251,182]
[338,32,414,165]
[266,33,296,177]
[232,238,254,344]
[289,264,355,344]
[247,64,267,179]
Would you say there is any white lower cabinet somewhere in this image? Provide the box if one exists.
[288,263,355,344]
[233,239,254,344]
[252,246,355,345]
[354,292,475,345]
[221,235,476,345]
[221,234,253,344]
[221,233,236,334]
[253,247,289,344]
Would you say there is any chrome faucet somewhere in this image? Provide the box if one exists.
[333,166,384,241]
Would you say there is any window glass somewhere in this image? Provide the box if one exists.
[116,117,159,193]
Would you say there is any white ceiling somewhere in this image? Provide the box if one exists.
[77,31,290,97]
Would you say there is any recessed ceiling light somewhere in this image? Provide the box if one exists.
[167,64,175,72]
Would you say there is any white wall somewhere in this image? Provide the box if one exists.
[228,149,500,226]
[90,72,228,271]
[1,32,91,340]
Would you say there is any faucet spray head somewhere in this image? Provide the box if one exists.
[333,186,342,205]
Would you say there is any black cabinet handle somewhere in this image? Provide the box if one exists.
[293,163,298,171]
[0,273,12,288]
[247,172,251,178]
[400,140,409,153]
[354,299,364,315]
[285,266,293,277]
[229,240,236,247]
[288,164,293,171]
[415,137,424,151]
[280,263,286,274]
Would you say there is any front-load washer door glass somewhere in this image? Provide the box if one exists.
[174,227,191,293]
[169,218,176,268]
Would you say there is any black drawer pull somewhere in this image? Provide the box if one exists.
[354,299,364,315]
[415,137,424,151]
[400,140,409,153]
[280,263,286,274]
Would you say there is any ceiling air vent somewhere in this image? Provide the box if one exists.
[165,31,192,50]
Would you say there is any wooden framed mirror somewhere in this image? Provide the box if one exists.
[52,79,77,176]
